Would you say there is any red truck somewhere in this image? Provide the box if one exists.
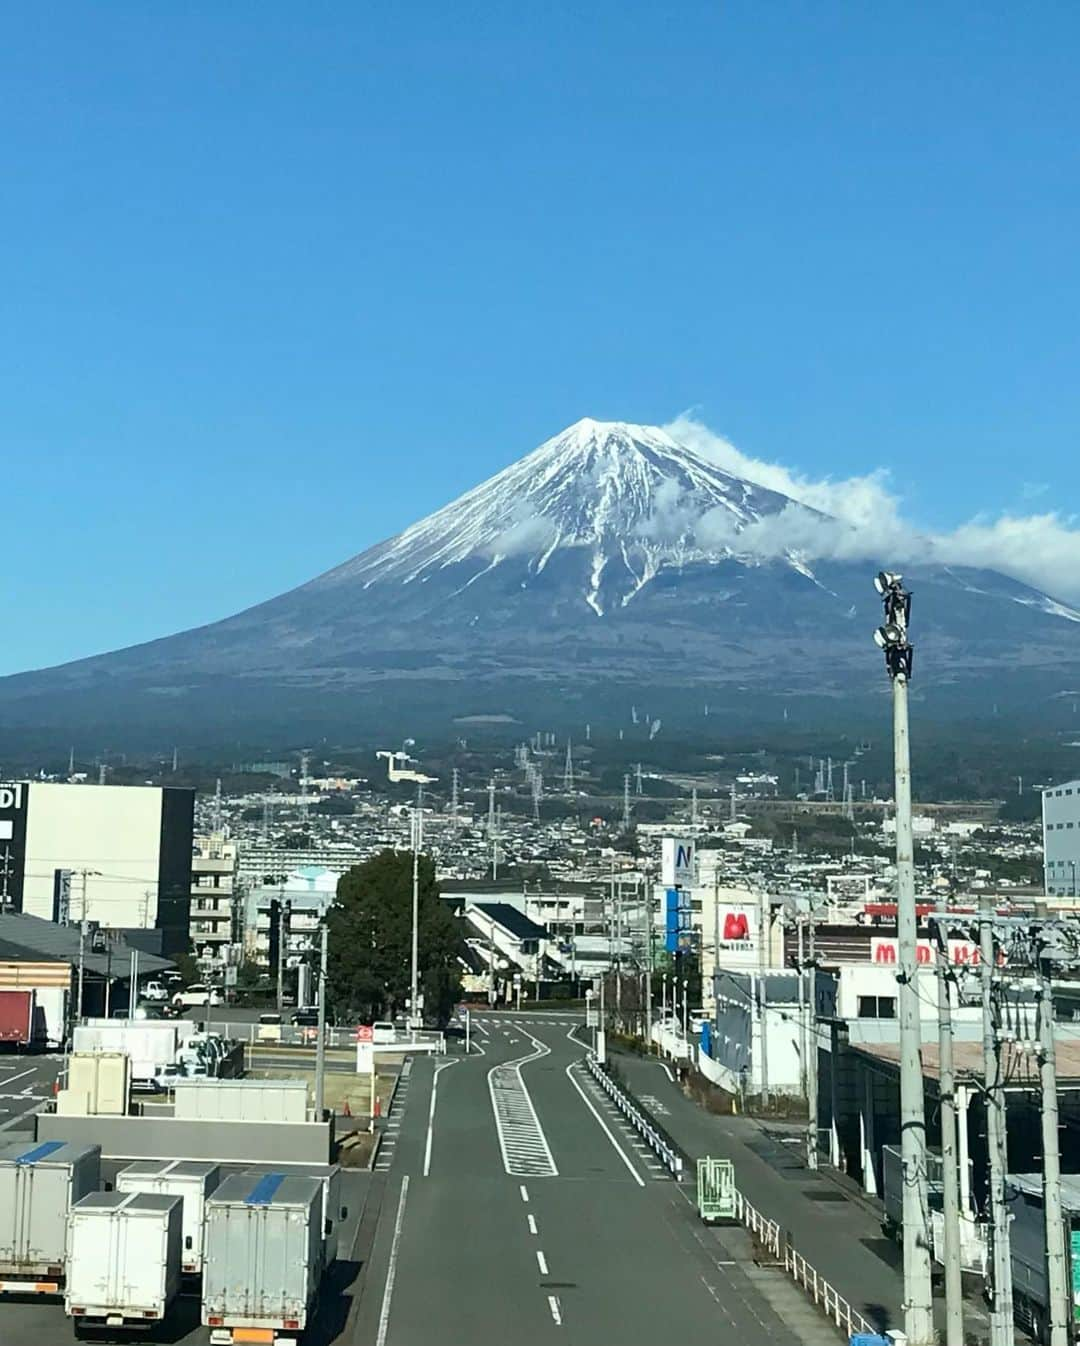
[0,990,35,1047]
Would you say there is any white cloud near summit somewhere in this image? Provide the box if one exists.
[665,413,1080,605]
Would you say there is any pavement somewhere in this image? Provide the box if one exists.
[609,1044,997,1342]
[0,1051,62,1133]
[349,1010,823,1346]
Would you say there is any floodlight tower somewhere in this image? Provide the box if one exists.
[873,570,933,1345]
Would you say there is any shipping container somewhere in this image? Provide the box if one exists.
[174,1078,309,1123]
[202,1173,323,1344]
[0,1140,101,1293]
[0,990,33,1045]
[117,1160,221,1275]
[65,1191,182,1333]
[72,1022,185,1085]
[68,1052,131,1115]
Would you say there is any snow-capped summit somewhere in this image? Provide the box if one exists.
[318,417,806,615]
[2,415,1078,740]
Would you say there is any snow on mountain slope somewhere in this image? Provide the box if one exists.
[314,418,813,615]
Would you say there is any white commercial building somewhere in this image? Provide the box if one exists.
[1043,780,1080,897]
[0,781,194,955]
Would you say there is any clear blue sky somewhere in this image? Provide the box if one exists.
[4,2,1079,673]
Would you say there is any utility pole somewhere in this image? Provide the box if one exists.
[981,893,1013,1346]
[758,885,770,1109]
[410,786,423,1031]
[75,869,100,1024]
[873,570,933,1344]
[1037,937,1069,1346]
[276,897,289,1013]
[935,938,964,1346]
[0,847,12,914]
[314,922,328,1118]
[805,914,819,1171]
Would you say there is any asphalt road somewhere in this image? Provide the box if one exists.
[351,1011,789,1346]
[0,1051,62,1133]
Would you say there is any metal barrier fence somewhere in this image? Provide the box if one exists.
[734,1179,875,1337]
[202,1021,445,1052]
[586,1053,684,1177]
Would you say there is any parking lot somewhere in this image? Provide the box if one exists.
[0,1160,373,1346]
[0,1052,62,1132]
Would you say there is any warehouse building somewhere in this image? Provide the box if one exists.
[0,781,194,955]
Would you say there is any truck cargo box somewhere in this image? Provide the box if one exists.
[117,1160,221,1275]
[65,1191,182,1332]
[202,1172,323,1344]
[0,1140,101,1294]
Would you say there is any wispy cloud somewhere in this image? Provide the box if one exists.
[665,413,1080,604]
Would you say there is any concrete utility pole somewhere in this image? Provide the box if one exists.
[276,896,290,1013]
[410,786,423,1030]
[75,869,100,1023]
[805,915,819,1171]
[314,922,328,1118]
[873,571,933,1344]
[935,941,964,1346]
[981,895,1013,1346]
[1037,943,1069,1346]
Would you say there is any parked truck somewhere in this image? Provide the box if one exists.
[1007,1171,1080,1344]
[65,1191,182,1334]
[881,1143,988,1276]
[116,1160,221,1276]
[0,1140,101,1295]
[202,1173,324,1345]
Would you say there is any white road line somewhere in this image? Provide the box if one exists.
[536,1250,548,1276]
[564,1061,645,1186]
[659,1062,675,1083]
[374,1176,409,1346]
[488,1032,557,1177]
[0,1068,36,1090]
[473,1020,489,1035]
[548,1295,562,1325]
[0,1098,49,1131]
[527,1213,538,1235]
[520,1185,529,1203]
[423,1059,459,1177]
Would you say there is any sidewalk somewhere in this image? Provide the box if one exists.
[611,1046,993,1341]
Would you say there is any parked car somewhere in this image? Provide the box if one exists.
[172,983,223,1009]
[371,1020,396,1044]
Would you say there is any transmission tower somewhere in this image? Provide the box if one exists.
[729,781,736,821]
[826,756,834,803]
[622,774,632,833]
[213,778,223,833]
[450,768,460,825]
[563,741,574,792]
[487,779,496,836]
[300,750,311,820]
[635,763,643,795]
[531,768,543,822]
[691,786,699,829]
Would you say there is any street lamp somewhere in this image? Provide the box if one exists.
[874,571,933,1345]
[409,787,423,1032]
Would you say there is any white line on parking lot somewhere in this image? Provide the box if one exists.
[536,1250,548,1276]
[548,1295,562,1325]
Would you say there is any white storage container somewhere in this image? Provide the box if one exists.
[174,1078,308,1122]
[65,1191,181,1331]
[68,1052,130,1115]
[0,1140,101,1293]
[116,1160,221,1274]
[202,1173,323,1343]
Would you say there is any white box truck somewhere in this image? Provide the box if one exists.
[116,1160,222,1275]
[202,1173,323,1345]
[0,1140,101,1295]
[65,1191,182,1334]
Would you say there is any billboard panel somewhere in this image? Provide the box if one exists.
[661,837,696,887]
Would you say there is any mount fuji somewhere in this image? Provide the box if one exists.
[3,418,1079,742]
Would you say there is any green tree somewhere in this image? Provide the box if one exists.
[326,850,462,1024]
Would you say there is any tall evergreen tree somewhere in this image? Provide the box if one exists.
[326,849,462,1023]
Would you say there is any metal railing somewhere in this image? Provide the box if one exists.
[733,1189,875,1338]
[586,1053,684,1177]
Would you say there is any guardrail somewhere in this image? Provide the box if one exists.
[586,1053,684,1178]
[733,1189,875,1338]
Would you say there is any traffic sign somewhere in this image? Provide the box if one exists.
[356,1024,373,1043]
